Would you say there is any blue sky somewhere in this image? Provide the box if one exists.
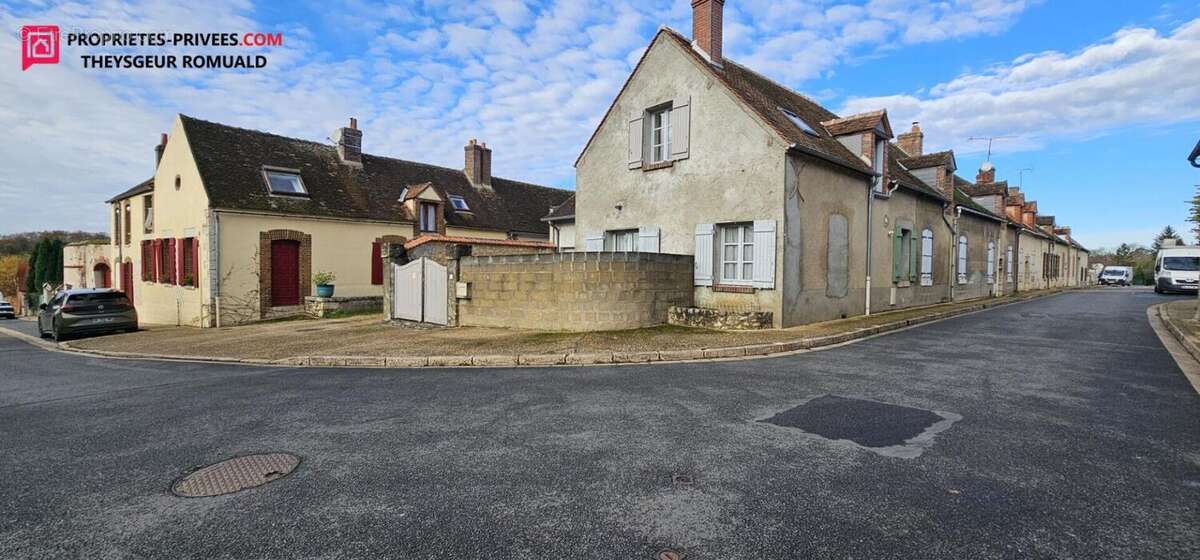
[2,0,1199,251]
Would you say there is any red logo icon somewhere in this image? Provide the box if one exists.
[21,25,60,71]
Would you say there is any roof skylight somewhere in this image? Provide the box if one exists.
[780,108,819,136]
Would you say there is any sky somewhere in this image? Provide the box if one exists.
[1,0,1199,251]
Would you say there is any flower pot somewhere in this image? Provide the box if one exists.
[316,284,335,298]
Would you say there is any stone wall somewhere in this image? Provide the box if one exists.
[668,306,772,330]
[457,252,694,331]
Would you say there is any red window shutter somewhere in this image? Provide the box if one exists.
[371,241,383,285]
[152,239,161,283]
[175,238,184,286]
[192,237,200,287]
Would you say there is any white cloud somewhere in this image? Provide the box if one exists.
[841,19,1200,155]
[0,0,1036,233]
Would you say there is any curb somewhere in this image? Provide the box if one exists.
[1149,303,1200,394]
[0,290,1067,369]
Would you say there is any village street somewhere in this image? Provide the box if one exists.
[0,288,1197,559]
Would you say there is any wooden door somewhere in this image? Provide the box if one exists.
[121,262,134,305]
[271,240,301,307]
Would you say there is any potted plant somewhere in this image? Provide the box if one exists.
[312,271,336,298]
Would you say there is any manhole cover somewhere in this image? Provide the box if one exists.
[656,549,684,560]
[761,395,960,457]
[172,453,301,497]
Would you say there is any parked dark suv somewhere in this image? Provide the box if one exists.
[38,289,138,341]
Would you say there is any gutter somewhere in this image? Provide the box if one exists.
[788,143,878,179]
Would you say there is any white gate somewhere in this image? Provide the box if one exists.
[391,258,448,325]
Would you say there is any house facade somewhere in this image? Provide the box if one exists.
[107,115,570,327]
[62,239,113,290]
[574,0,1088,328]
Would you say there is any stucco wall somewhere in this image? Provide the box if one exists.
[457,252,693,331]
[954,212,1005,301]
[63,242,113,290]
[215,212,414,324]
[865,188,953,312]
[1017,231,1050,291]
[782,154,870,326]
[574,34,786,325]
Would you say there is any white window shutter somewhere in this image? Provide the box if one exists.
[627,115,644,169]
[693,223,714,286]
[752,219,777,289]
[584,232,604,252]
[638,227,660,253]
[670,97,690,160]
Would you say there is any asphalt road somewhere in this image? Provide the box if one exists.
[1,289,1197,559]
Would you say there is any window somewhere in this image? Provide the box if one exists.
[159,239,172,283]
[1006,246,1014,282]
[449,195,469,211]
[872,137,886,193]
[719,223,754,284]
[957,235,968,284]
[1163,257,1200,271]
[920,229,934,286]
[604,229,638,252]
[780,107,818,136]
[263,168,307,196]
[123,203,131,245]
[143,195,154,233]
[180,237,197,287]
[649,107,671,163]
[419,202,438,232]
[113,205,121,245]
[986,241,996,284]
[140,241,153,281]
[174,175,182,190]
[893,227,913,284]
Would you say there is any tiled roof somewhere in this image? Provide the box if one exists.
[898,150,955,171]
[106,177,153,203]
[180,115,572,235]
[1036,216,1056,226]
[821,110,892,137]
[542,193,575,221]
[403,235,555,251]
[961,180,1007,196]
[890,151,946,202]
[657,29,873,176]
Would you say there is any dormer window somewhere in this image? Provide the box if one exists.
[263,167,307,196]
[780,108,818,136]
[449,195,469,211]
[419,202,438,232]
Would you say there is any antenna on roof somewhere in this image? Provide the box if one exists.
[968,135,1014,161]
[1018,167,1034,188]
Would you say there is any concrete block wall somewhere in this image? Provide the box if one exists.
[458,252,694,331]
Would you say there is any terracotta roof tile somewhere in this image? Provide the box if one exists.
[106,177,154,203]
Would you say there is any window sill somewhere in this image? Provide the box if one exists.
[712,284,755,294]
[896,281,911,288]
[641,160,674,172]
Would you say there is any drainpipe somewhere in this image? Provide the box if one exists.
[208,209,221,328]
[865,181,874,316]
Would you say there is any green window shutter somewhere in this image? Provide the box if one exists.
[910,233,919,282]
[892,226,903,283]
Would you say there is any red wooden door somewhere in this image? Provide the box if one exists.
[121,262,134,305]
[271,240,301,306]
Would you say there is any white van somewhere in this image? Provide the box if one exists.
[1155,246,1200,294]
[1098,266,1133,286]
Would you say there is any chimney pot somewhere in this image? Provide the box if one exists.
[692,0,724,64]
[334,118,363,166]
[464,139,492,189]
[976,161,996,184]
[897,121,924,156]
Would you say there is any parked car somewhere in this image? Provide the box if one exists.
[0,294,14,319]
[37,289,137,341]
[1155,246,1200,294]
[1098,266,1133,286]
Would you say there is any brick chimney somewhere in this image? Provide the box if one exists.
[154,133,168,167]
[334,117,362,166]
[464,139,492,189]
[1022,201,1037,228]
[692,0,724,64]
[1004,187,1024,223]
[976,161,996,184]
[897,122,923,156]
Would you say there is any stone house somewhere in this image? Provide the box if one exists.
[106,115,571,327]
[62,239,113,290]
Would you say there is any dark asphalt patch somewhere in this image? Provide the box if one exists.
[761,394,944,448]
